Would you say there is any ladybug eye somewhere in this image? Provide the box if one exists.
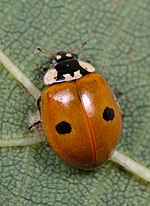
[103,107,115,121]
[55,121,72,134]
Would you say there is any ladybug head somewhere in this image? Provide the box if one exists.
[50,52,78,65]
[38,42,87,66]
[38,42,96,85]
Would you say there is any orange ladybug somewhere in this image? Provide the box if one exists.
[32,45,122,170]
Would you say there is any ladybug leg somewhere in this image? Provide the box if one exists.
[40,61,50,72]
[85,60,92,64]
[28,97,42,130]
[46,140,50,147]
[37,96,41,112]
[114,90,123,98]
[28,120,41,130]
[39,61,51,80]
[36,61,50,73]
[39,60,50,70]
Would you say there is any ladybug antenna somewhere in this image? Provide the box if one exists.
[70,42,87,53]
[37,47,55,57]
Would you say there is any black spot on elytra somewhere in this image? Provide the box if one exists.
[103,107,115,121]
[55,121,72,134]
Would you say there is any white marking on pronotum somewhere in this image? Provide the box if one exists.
[43,68,58,85]
[79,60,95,72]
[56,55,61,60]
[63,70,82,81]
[66,53,72,57]
[43,60,96,85]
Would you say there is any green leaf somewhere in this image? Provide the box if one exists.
[0,0,150,205]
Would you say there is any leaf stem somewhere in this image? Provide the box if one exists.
[0,50,41,99]
[111,150,150,183]
[0,135,45,147]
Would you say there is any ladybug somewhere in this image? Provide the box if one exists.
[31,44,122,170]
